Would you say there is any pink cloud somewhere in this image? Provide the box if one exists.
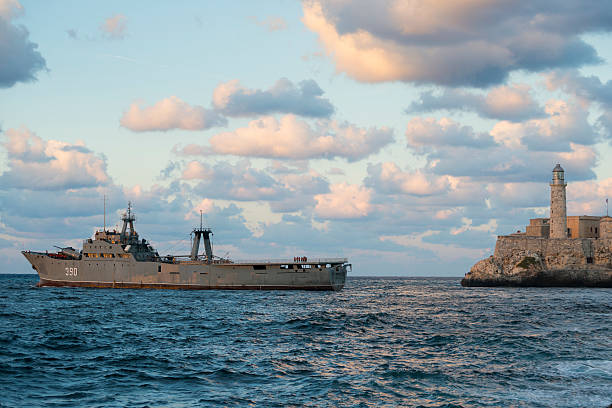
[314,182,371,219]
[1,128,109,190]
[366,162,451,196]
[120,96,226,132]
[205,114,392,161]
[100,14,127,39]
[302,1,603,87]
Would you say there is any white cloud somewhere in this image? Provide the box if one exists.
[203,114,393,161]
[365,162,451,196]
[0,128,110,190]
[408,84,545,122]
[314,182,371,219]
[120,96,227,132]
[450,217,498,236]
[490,99,596,150]
[212,78,334,118]
[405,117,495,151]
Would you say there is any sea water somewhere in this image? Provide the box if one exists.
[0,274,610,407]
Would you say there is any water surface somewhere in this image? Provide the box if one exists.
[0,275,610,407]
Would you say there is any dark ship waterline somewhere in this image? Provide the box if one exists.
[22,205,350,291]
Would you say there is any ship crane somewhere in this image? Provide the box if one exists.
[191,210,213,263]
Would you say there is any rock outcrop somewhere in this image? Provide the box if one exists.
[462,236,612,287]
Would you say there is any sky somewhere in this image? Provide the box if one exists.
[1,0,612,276]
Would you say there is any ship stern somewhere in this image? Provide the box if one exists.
[330,263,350,291]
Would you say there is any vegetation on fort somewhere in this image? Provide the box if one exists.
[516,256,539,269]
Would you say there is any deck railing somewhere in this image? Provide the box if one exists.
[226,257,348,265]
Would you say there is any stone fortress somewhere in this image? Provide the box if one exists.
[462,164,612,287]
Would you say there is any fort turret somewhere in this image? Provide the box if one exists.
[600,216,612,240]
[550,164,567,238]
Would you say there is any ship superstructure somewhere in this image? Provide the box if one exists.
[22,204,349,291]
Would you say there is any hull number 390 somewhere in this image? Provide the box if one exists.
[65,267,78,276]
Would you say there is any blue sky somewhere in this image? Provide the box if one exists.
[2,0,612,275]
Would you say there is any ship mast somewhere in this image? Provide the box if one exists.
[121,201,136,243]
[103,194,106,232]
[190,210,213,263]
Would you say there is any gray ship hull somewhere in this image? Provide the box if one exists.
[23,251,348,291]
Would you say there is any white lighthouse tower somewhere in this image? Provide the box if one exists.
[550,164,567,238]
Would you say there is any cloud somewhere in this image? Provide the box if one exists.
[0,0,47,88]
[566,177,612,215]
[190,114,393,161]
[100,14,127,39]
[249,16,287,31]
[546,70,612,140]
[0,0,22,19]
[490,99,596,151]
[408,84,545,122]
[404,95,600,183]
[365,162,451,196]
[66,28,78,39]
[302,0,608,87]
[179,159,330,213]
[380,231,487,262]
[425,142,597,183]
[267,167,329,213]
[0,128,110,190]
[120,96,227,132]
[450,217,498,236]
[314,182,371,219]
[405,117,496,151]
[212,78,334,118]
[183,160,286,201]
[547,71,612,106]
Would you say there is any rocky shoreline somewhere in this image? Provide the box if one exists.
[461,260,612,287]
[461,236,612,288]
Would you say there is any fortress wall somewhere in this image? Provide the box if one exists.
[543,238,588,268]
[593,239,612,267]
[494,236,546,258]
[494,236,612,269]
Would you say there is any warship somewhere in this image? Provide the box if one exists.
[22,204,349,291]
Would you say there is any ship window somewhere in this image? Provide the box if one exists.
[301,264,312,269]
[280,264,289,269]
[253,265,266,270]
